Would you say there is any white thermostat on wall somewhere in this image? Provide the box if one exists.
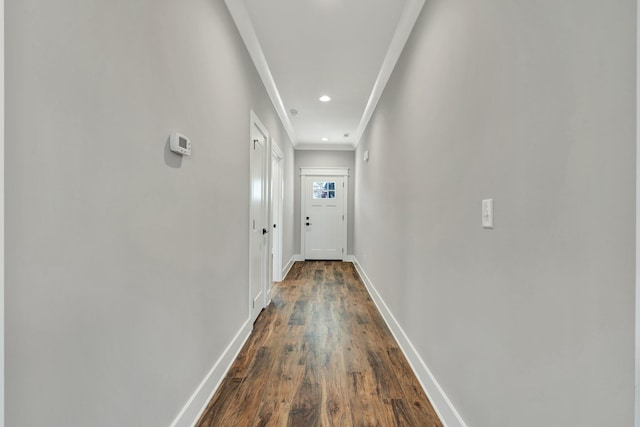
[170,132,191,156]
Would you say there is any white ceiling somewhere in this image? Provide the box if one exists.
[225,0,425,150]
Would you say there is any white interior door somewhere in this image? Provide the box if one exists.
[271,145,284,283]
[303,175,345,260]
[249,113,268,322]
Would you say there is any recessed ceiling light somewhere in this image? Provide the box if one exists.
[290,108,299,116]
[322,138,329,142]
[319,95,331,103]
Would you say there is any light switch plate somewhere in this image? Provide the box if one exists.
[482,199,494,229]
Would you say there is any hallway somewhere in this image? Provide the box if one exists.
[4,0,636,425]
[197,261,442,426]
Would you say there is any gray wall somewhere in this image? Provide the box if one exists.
[354,1,636,426]
[5,1,295,426]
[294,150,355,256]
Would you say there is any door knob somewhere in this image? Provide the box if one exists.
[262,228,268,235]
[306,222,311,226]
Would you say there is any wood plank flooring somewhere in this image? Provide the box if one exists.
[197,261,443,427]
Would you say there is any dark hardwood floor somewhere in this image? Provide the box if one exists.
[196,261,443,427]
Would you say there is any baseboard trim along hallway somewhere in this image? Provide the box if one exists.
[352,257,468,427]
[169,319,253,427]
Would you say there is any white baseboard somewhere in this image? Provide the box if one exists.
[344,255,355,263]
[282,255,297,280]
[293,254,304,262]
[351,257,467,427]
[169,319,253,427]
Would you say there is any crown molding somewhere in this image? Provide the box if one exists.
[225,0,425,152]
[353,0,426,149]
[224,0,298,146]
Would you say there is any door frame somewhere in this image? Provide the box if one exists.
[249,111,270,322]
[636,1,639,423]
[300,167,349,261]
[271,141,284,284]
[0,1,5,424]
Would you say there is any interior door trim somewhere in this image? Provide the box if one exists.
[1,1,5,423]
[299,167,350,177]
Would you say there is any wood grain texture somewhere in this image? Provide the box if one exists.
[196,261,443,427]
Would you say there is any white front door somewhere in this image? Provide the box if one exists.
[303,175,345,260]
[249,113,268,322]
